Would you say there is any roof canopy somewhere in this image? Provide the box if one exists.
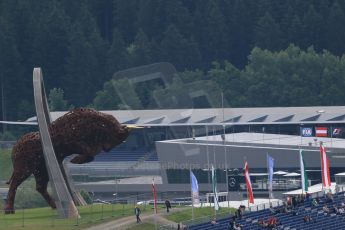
[27,106,345,126]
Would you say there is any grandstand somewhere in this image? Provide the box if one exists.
[188,189,345,230]
[95,149,158,162]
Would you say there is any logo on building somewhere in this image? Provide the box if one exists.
[301,127,313,137]
[332,128,342,137]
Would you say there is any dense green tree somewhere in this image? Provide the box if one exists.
[164,0,193,38]
[178,69,205,83]
[63,5,108,106]
[113,0,139,43]
[3,0,345,123]
[160,24,201,70]
[192,3,208,67]
[32,1,71,90]
[0,15,24,120]
[227,0,253,67]
[64,24,99,106]
[128,29,152,66]
[203,0,228,61]
[281,5,302,47]
[326,0,345,55]
[208,61,246,107]
[48,88,68,111]
[92,80,122,110]
[303,5,325,51]
[89,0,114,42]
[286,15,304,47]
[1,0,38,110]
[314,0,330,19]
[93,79,142,110]
[107,29,128,77]
[254,12,283,51]
[16,99,34,121]
[137,0,165,40]
[243,45,345,107]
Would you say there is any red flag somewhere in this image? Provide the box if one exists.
[152,179,157,213]
[316,127,328,137]
[244,161,254,204]
[320,144,331,188]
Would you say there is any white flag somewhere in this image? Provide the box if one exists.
[211,165,219,210]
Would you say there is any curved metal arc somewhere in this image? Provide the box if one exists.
[33,67,79,218]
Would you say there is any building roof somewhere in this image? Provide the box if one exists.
[160,132,345,150]
[27,106,345,126]
[283,183,337,195]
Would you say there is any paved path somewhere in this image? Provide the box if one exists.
[83,208,182,230]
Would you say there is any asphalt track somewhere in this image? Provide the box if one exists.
[83,207,183,230]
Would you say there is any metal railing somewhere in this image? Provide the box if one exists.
[0,191,185,229]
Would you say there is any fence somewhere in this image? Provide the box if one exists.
[158,196,284,229]
[0,203,139,229]
[0,191,209,229]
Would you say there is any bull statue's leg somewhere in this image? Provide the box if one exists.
[69,142,98,164]
[33,168,56,209]
[70,155,94,164]
[4,172,31,214]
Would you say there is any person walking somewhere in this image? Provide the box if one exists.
[165,199,171,213]
[134,206,141,223]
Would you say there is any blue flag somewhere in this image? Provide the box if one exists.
[190,170,200,205]
[267,154,274,196]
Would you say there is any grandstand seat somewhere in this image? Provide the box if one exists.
[94,149,158,162]
[188,191,345,230]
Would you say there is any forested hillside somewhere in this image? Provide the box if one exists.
[1,0,345,121]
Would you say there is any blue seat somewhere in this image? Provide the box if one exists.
[188,191,345,230]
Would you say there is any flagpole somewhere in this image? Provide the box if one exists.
[213,165,218,217]
[246,185,249,208]
[221,92,230,210]
[330,125,333,148]
[212,164,218,217]
[206,125,211,202]
[299,126,303,145]
[212,126,217,217]
[266,154,271,205]
[224,127,230,210]
[320,142,324,193]
[152,177,157,230]
[299,147,304,195]
[244,157,249,208]
[212,126,216,166]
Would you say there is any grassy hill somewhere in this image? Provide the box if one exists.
[0,203,156,230]
[0,149,161,229]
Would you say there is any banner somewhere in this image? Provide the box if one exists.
[190,170,200,205]
[211,165,220,210]
[267,154,274,197]
[320,144,331,189]
[316,127,328,137]
[332,128,342,137]
[301,127,313,137]
[244,161,254,204]
[299,149,308,192]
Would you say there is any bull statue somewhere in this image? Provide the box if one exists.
[4,108,130,214]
